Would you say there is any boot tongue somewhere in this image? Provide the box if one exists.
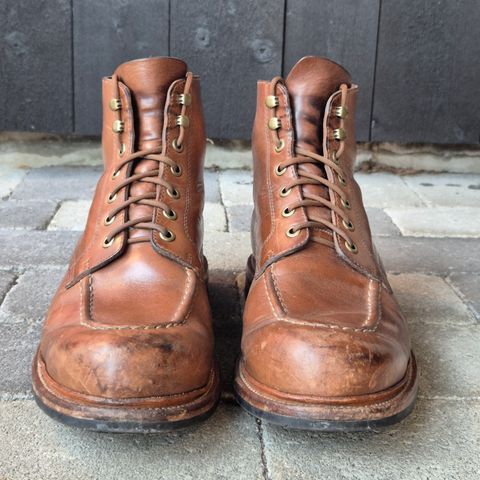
[115,57,187,150]
[114,57,187,241]
[285,57,351,237]
[285,56,351,154]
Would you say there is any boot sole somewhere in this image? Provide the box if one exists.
[234,353,418,432]
[32,351,221,433]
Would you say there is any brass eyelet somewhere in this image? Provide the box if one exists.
[119,143,126,156]
[334,106,348,119]
[280,186,292,197]
[342,219,354,231]
[163,209,177,221]
[341,197,351,209]
[167,187,180,199]
[176,115,190,128]
[103,236,115,248]
[265,95,279,108]
[172,138,184,153]
[338,174,347,186]
[112,120,124,133]
[282,207,295,218]
[107,193,117,204]
[112,169,120,180]
[274,138,285,153]
[170,164,182,176]
[333,128,346,141]
[345,240,358,254]
[160,230,176,242]
[268,117,282,130]
[275,164,287,176]
[177,93,191,106]
[286,227,300,238]
[104,215,115,226]
[109,98,122,111]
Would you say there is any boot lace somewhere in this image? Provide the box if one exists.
[268,79,357,253]
[103,73,193,247]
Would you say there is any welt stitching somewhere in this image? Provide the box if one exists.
[270,266,288,314]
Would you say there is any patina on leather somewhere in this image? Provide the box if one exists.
[32,57,220,431]
[235,56,417,429]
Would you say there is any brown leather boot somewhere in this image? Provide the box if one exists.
[32,57,220,432]
[234,57,418,431]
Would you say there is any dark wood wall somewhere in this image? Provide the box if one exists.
[1,0,479,144]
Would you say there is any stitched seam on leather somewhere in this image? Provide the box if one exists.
[82,271,196,330]
[270,266,288,315]
[184,120,193,243]
[239,361,413,409]
[263,274,281,320]
[38,362,217,410]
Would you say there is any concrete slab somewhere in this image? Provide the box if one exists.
[355,173,425,208]
[0,200,58,230]
[389,273,475,326]
[0,401,263,480]
[403,173,480,207]
[262,399,480,479]
[226,204,253,233]
[0,167,26,199]
[219,170,253,207]
[447,273,480,322]
[48,200,90,231]
[385,207,480,238]
[204,202,227,232]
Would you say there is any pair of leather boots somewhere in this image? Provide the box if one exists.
[32,56,418,433]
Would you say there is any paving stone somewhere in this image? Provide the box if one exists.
[0,267,65,324]
[0,230,79,268]
[0,401,263,480]
[385,207,480,238]
[204,232,251,272]
[11,166,101,202]
[204,202,227,233]
[412,323,480,398]
[403,173,480,207]
[365,207,401,237]
[0,166,26,199]
[219,170,253,207]
[226,204,253,233]
[355,173,425,208]
[262,399,480,480]
[448,273,480,322]
[0,199,58,230]
[0,322,40,397]
[374,236,480,274]
[209,270,243,395]
[48,200,90,231]
[0,270,16,304]
[205,143,252,170]
[204,170,221,203]
[389,273,475,326]
[0,139,102,168]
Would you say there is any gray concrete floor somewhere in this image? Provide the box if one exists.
[0,146,479,479]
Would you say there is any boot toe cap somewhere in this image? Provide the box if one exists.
[39,324,214,399]
[241,320,410,398]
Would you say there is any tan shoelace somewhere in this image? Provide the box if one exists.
[269,81,356,251]
[104,73,193,246]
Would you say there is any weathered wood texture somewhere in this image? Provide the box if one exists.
[284,0,380,141]
[73,0,169,135]
[170,0,285,138]
[1,0,479,144]
[372,0,480,144]
[0,0,72,133]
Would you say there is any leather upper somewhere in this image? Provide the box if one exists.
[37,57,214,399]
[242,56,411,398]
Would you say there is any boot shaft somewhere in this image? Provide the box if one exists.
[66,57,207,288]
[251,56,385,283]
